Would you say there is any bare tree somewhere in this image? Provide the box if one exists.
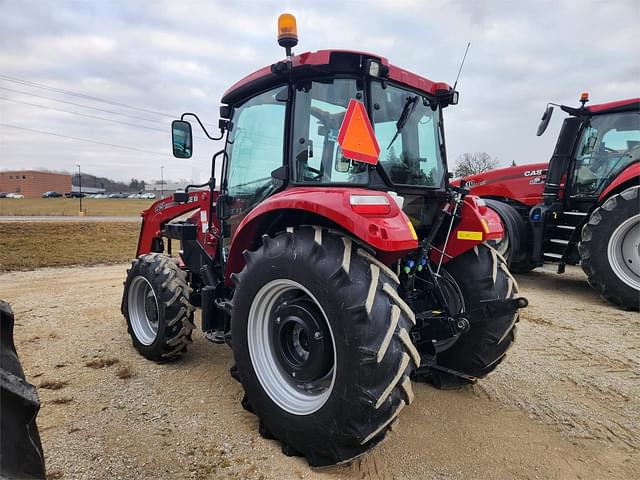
[453,152,499,177]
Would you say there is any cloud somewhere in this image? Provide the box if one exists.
[0,0,638,182]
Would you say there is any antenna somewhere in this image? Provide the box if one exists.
[453,42,471,91]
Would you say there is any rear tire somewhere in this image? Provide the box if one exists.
[484,199,536,273]
[579,186,640,311]
[433,243,519,384]
[231,227,417,467]
[122,253,195,360]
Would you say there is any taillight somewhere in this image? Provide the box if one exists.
[349,195,391,215]
[474,197,488,214]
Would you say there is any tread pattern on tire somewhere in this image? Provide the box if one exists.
[579,185,640,310]
[231,226,417,467]
[430,243,519,384]
[122,253,195,360]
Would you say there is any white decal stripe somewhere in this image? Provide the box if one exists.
[342,237,352,274]
[400,376,414,404]
[361,400,406,445]
[382,283,416,325]
[357,248,400,285]
[399,328,421,368]
[375,353,409,409]
[365,264,380,315]
[376,306,399,363]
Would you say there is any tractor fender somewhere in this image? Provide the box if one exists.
[598,163,639,203]
[225,187,418,282]
[431,195,503,264]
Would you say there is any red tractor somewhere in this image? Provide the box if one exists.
[459,94,639,310]
[121,15,526,466]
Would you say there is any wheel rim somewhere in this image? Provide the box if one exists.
[607,213,640,290]
[128,276,160,346]
[247,279,336,416]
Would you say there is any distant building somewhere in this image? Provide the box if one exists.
[145,182,190,198]
[71,185,105,194]
[0,170,72,197]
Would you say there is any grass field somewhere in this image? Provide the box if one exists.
[0,198,155,217]
[0,222,139,270]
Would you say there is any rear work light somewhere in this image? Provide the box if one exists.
[350,195,391,215]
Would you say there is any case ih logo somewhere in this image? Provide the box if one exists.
[524,169,545,177]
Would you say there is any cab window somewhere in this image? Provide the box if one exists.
[372,82,444,188]
[572,112,640,196]
[225,87,287,232]
[292,79,368,184]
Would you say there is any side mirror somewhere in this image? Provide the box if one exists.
[335,156,351,173]
[536,105,554,137]
[171,120,193,158]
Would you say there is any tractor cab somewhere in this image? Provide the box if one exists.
[221,62,453,240]
[537,94,640,210]
[173,50,458,244]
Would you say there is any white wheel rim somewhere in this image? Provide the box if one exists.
[247,279,336,416]
[607,213,640,290]
[128,276,159,345]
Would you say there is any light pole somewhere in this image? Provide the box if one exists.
[161,166,164,197]
[76,164,82,214]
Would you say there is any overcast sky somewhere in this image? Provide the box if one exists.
[1,0,638,183]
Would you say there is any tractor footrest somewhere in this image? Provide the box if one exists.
[164,222,197,241]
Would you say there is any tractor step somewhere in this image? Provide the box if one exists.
[562,211,588,216]
[549,238,569,245]
[543,252,563,259]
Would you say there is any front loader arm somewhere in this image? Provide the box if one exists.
[136,190,211,257]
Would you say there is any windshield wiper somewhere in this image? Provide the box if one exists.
[387,95,419,150]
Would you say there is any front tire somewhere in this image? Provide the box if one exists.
[231,227,418,467]
[122,253,195,360]
[432,243,519,386]
[579,186,640,311]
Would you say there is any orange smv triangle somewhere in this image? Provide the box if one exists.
[337,99,380,165]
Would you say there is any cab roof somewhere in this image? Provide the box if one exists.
[221,49,452,105]
[585,98,639,115]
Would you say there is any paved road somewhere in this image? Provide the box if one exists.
[0,215,141,222]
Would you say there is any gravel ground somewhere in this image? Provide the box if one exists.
[2,264,638,479]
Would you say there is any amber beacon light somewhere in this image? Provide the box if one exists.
[278,13,298,53]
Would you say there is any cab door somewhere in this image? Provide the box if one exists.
[221,86,288,242]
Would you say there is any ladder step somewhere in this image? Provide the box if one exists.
[556,225,576,230]
[544,252,563,259]
[550,239,569,245]
[563,211,588,216]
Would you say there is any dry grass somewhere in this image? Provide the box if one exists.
[0,198,153,216]
[85,357,120,369]
[49,397,73,405]
[0,222,139,270]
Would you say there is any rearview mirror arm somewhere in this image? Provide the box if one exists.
[181,112,226,141]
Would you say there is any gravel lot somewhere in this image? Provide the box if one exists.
[2,264,638,479]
